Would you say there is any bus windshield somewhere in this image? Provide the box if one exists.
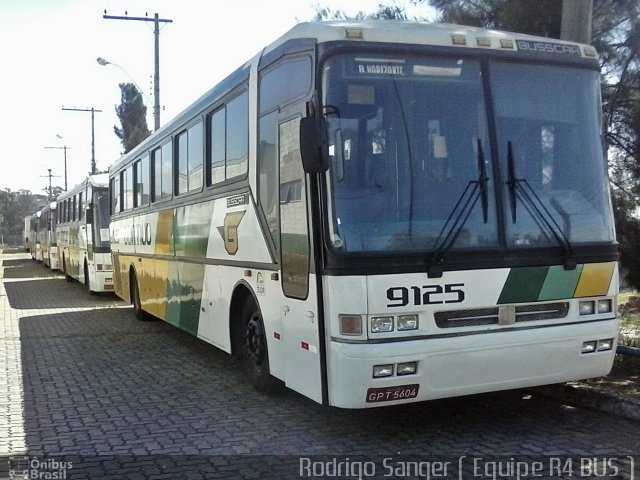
[322,54,615,254]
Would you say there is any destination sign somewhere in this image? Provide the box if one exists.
[516,39,582,56]
[355,62,406,76]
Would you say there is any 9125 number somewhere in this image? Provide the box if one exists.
[387,283,465,307]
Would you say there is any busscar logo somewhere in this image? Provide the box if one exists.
[217,211,246,255]
[516,39,582,56]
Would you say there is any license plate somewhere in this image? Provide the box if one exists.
[366,384,419,403]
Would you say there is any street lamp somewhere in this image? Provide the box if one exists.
[97,56,154,127]
[97,57,151,103]
[44,139,70,191]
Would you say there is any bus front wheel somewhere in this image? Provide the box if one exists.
[242,298,279,394]
[84,262,94,294]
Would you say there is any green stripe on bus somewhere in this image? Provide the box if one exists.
[174,202,213,259]
[498,266,549,304]
[538,264,583,301]
[166,262,204,336]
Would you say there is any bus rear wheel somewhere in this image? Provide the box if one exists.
[63,257,73,283]
[130,271,149,321]
[242,298,279,394]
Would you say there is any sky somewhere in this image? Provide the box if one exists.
[0,0,435,196]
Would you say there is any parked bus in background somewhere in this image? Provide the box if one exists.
[56,174,113,292]
[109,21,618,408]
[29,211,41,261]
[23,216,33,253]
[38,202,59,270]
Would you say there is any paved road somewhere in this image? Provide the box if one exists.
[1,249,638,479]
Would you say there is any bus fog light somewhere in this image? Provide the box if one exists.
[397,362,417,376]
[397,314,418,331]
[339,315,362,336]
[597,339,613,351]
[371,316,393,333]
[373,365,393,378]
[579,301,595,315]
[581,341,596,353]
[597,299,612,314]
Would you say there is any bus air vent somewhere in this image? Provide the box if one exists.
[435,302,569,329]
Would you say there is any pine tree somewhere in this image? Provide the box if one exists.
[114,83,151,154]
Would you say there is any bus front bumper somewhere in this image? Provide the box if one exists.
[327,318,618,409]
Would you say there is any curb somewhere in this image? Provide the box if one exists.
[535,383,640,423]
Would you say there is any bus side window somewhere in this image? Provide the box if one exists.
[176,120,203,194]
[111,176,120,214]
[207,91,248,186]
[152,147,161,202]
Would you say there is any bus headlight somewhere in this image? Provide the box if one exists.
[373,365,394,378]
[397,314,418,331]
[371,316,394,333]
[579,301,595,315]
[597,299,612,314]
[396,362,417,376]
[581,341,597,353]
[597,339,613,351]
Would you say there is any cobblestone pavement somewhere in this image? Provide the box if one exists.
[1,249,638,479]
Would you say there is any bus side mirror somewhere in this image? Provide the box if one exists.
[85,208,93,224]
[300,116,329,174]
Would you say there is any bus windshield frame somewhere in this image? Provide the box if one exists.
[320,50,616,262]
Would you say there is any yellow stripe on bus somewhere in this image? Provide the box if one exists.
[574,262,616,297]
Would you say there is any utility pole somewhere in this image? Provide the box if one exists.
[561,0,593,44]
[44,145,71,190]
[103,11,173,131]
[62,107,102,175]
[40,169,60,201]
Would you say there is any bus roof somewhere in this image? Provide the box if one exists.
[56,173,109,202]
[264,20,595,56]
[109,20,597,174]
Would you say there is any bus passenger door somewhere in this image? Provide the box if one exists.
[278,115,323,404]
[257,52,322,403]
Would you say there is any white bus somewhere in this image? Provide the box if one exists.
[23,216,32,253]
[30,211,42,262]
[38,202,59,270]
[56,174,113,292]
[109,21,619,408]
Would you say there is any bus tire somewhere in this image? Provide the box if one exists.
[130,271,149,321]
[84,262,94,294]
[63,257,73,283]
[242,298,279,394]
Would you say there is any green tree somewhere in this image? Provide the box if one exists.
[0,188,42,245]
[313,2,409,20]
[427,0,561,37]
[114,82,151,154]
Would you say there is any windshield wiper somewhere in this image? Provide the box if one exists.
[427,140,489,278]
[477,138,489,223]
[506,141,576,270]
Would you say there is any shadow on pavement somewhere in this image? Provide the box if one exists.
[4,277,121,310]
